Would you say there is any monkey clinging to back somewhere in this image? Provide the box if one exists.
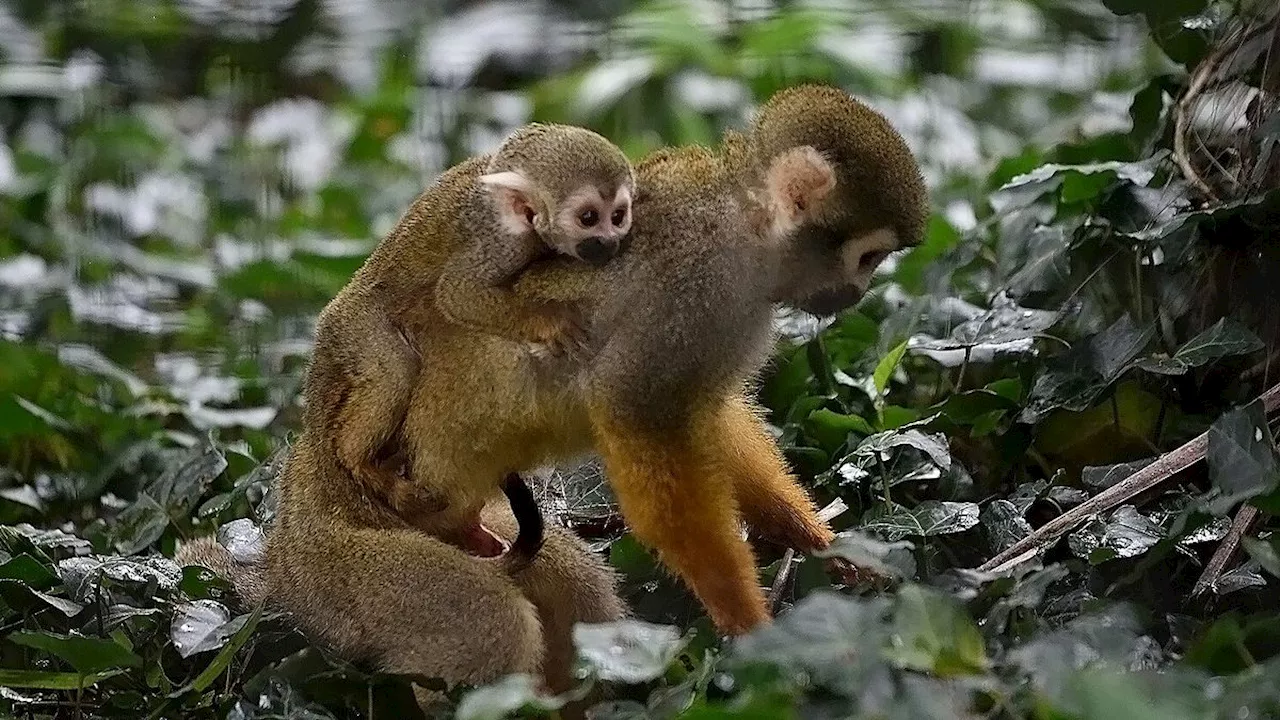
[309,123,635,557]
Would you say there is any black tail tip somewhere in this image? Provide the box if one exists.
[502,473,545,567]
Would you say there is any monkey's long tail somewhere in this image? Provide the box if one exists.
[173,536,268,608]
[500,472,545,574]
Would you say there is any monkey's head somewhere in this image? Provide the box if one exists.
[747,84,929,317]
[480,124,636,267]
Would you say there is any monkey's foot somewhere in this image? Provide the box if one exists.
[823,556,892,591]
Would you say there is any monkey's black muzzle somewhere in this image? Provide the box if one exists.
[577,236,621,266]
[799,285,864,317]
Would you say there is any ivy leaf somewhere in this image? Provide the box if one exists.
[981,500,1032,554]
[1134,318,1264,376]
[574,620,686,684]
[110,493,169,556]
[1089,314,1154,381]
[1202,400,1280,515]
[170,599,247,658]
[1068,506,1164,562]
[1241,536,1280,579]
[9,631,142,676]
[862,501,980,542]
[732,593,893,700]
[814,530,916,581]
[852,430,952,471]
[887,585,988,676]
[911,293,1060,351]
[456,675,561,720]
[148,443,228,512]
[873,340,908,394]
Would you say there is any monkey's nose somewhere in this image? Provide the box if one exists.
[577,236,619,266]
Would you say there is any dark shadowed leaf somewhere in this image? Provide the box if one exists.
[0,553,60,589]
[981,500,1032,553]
[110,493,169,555]
[9,631,142,675]
[1089,314,1154,380]
[149,443,228,511]
[887,585,988,676]
[574,620,686,684]
[1203,400,1280,515]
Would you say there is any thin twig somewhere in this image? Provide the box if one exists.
[977,383,1280,574]
[767,548,796,611]
[1191,504,1261,598]
[766,498,850,611]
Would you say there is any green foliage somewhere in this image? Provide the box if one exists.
[1,0,1278,718]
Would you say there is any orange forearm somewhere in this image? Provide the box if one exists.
[591,404,770,635]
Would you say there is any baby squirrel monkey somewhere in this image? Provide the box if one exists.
[513,84,929,635]
[311,123,634,558]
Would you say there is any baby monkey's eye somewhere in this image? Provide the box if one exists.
[611,207,627,227]
[579,209,600,227]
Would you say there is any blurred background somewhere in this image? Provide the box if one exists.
[0,0,1163,440]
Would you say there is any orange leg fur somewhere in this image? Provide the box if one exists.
[591,404,770,635]
[717,395,835,552]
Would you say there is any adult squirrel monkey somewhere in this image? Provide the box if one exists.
[512,84,929,634]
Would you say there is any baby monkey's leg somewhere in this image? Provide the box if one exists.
[590,403,770,635]
[331,315,422,515]
[717,395,834,552]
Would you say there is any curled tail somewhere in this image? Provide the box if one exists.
[499,472,545,574]
[174,536,268,608]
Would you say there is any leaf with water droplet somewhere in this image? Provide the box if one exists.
[171,599,245,658]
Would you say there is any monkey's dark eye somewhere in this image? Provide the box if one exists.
[611,207,627,227]
[860,250,889,270]
[579,209,599,227]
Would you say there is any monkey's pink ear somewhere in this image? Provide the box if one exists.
[765,146,836,236]
[479,171,539,234]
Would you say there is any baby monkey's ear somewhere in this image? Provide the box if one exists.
[480,171,541,235]
[764,146,836,237]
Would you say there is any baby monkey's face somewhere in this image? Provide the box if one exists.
[547,183,633,266]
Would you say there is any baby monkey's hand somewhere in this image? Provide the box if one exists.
[526,304,590,359]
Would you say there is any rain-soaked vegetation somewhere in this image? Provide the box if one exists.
[2,0,1280,717]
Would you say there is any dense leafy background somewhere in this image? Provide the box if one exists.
[1,0,1279,718]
